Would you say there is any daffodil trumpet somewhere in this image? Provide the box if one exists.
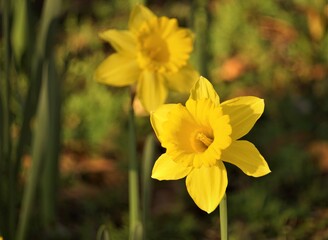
[151,76,271,214]
[95,4,198,112]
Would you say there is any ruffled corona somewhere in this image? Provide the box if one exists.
[162,99,232,169]
[136,17,193,73]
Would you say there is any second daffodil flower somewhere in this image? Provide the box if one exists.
[151,77,271,213]
[95,5,198,112]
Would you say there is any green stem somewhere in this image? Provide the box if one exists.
[128,95,141,240]
[219,194,228,240]
[142,134,156,240]
[16,64,50,240]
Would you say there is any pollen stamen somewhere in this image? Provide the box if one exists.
[196,133,213,147]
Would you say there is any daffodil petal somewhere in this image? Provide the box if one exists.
[221,96,264,140]
[186,163,228,213]
[150,104,179,142]
[152,153,192,180]
[99,30,136,53]
[161,104,198,154]
[94,53,140,86]
[189,77,220,105]
[137,70,168,112]
[165,64,199,93]
[129,4,156,33]
[211,114,232,150]
[221,140,271,177]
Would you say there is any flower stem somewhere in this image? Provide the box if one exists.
[142,134,156,240]
[219,193,228,240]
[128,93,141,240]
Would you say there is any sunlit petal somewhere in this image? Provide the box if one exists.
[152,154,192,180]
[129,5,156,33]
[137,70,168,112]
[163,104,199,154]
[94,53,140,86]
[99,30,136,53]
[186,98,217,126]
[150,104,179,142]
[221,140,271,177]
[165,64,199,92]
[186,162,228,213]
[221,96,264,140]
[189,77,220,105]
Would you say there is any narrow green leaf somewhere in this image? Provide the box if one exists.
[16,63,50,240]
[1,0,13,238]
[11,0,28,63]
[41,54,60,227]
[15,0,62,238]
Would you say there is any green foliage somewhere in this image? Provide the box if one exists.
[63,74,127,152]
[210,0,327,99]
[57,15,130,153]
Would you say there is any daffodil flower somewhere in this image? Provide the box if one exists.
[151,76,271,213]
[95,5,198,112]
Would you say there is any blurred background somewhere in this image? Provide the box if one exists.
[1,0,327,239]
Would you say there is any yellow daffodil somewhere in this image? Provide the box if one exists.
[151,76,271,213]
[95,5,198,112]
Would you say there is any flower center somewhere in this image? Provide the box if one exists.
[139,33,169,66]
[191,130,214,153]
[136,17,193,73]
[196,132,213,147]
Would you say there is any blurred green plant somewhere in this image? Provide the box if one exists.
[63,75,127,153]
[210,0,327,99]
[1,0,62,239]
